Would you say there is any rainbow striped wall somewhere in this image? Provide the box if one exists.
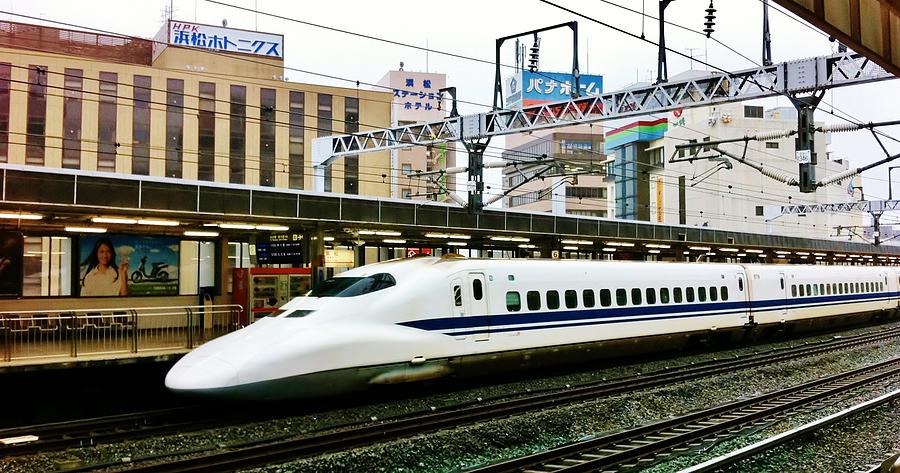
[604,118,668,153]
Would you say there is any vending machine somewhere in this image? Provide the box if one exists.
[248,268,311,322]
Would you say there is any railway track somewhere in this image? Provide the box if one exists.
[53,325,897,473]
[470,358,900,473]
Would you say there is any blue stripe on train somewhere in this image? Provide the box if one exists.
[398,291,900,335]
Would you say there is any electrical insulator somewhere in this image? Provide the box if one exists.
[703,1,716,38]
[528,36,541,72]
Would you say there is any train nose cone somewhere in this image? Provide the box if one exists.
[165,355,239,392]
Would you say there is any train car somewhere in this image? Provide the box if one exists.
[165,257,900,400]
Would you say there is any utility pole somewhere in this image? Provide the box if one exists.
[792,91,825,193]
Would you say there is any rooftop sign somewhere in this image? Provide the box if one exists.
[154,20,284,60]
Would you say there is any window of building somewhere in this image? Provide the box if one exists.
[565,187,607,199]
[0,63,9,162]
[648,147,665,167]
[165,78,184,178]
[198,82,216,181]
[506,291,521,311]
[600,288,611,307]
[744,105,764,118]
[631,288,642,305]
[289,91,305,189]
[62,68,83,169]
[344,97,359,194]
[26,65,48,165]
[756,206,764,216]
[583,289,595,308]
[765,142,779,149]
[230,85,246,184]
[259,88,277,186]
[547,290,560,309]
[401,188,412,199]
[616,288,627,306]
[527,290,541,310]
[402,163,412,175]
[97,72,117,173]
[132,75,151,175]
[317,94,333,191]
[564,289,577,308]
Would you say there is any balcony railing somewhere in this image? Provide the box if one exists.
[0,304,242,363]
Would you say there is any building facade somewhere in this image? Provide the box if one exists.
[606,102,866,239]
[377,69,455,201]
[0,19,392,195]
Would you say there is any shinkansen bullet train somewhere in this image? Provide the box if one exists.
[166,256,900,400]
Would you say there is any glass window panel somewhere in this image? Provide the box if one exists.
[230,85,246,184]
[26,65,48,165]
[132,75,152,175]
[615,288,627,306]
[564,289,577,308]
[599,288,611,307]
[198,82,216,181]
[546,290,559,309]
[506,291,521,311]
[62,68,83,169]
[631,288,642,305]
[289,91,305,189]
[259,88,276,186]
[582,289,595,308]
[0,63,9,162]
[97,72,117,172]
[527,290,541,310]
[165,78,184,178]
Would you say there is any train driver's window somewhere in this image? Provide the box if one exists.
[506,292,521,312]
[631,288,642,305]
[698,287,707,302]
[709,286,718,301]
[780,278,784,290]
[565,290,578,309]
[791,285,797,297]
[453,286,463,307]
[721,286,728,300]
[738,278,744,292]
[673,287,683,303]
[547,290,560,309]
[527,291,541,310]
[583,290,595,308]
[472,279,483,300]
[600,289,611,307]
[616,288,627,306]
[646,288,656,304]
[685,287,695,302]
[660,288,670,304]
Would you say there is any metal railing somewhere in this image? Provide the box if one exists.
[0,304,243,363]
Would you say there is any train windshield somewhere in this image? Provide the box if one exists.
[307,273,396,297]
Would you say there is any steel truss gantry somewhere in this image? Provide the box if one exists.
[766,200,900,245]
[312,51,893,210]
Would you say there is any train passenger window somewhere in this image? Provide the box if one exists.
[738,278,744,291]
[616,289,627,306]
[660,288,670,304]
[791,285,797,297]
[583,290,595,308]
[453,286,463,307]
[709,286,718,301]
[646,288,656,305]
[833,283,838,294]
[698,287,707,302]
[721,286,728,300]
[506,292,521,312]
[799,285,805,296]
[686,287,695,302]
[806,284,812,296]
[547,290,560,310]
[819,284,825,295]
[527,291,541,310]
[472,279,483,301]
[855,282,860,293]
[813,285,819,296]
[844,283,849,293]
[866,282,871,292]
[780,278,785,290]
[673,287,683,303]
[565,290,578,309]
[631,288,642,305]
[826,284,831,295]
[600,289,612,307]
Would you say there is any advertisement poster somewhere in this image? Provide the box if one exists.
[78,234,179,297]
[0,231,23,297]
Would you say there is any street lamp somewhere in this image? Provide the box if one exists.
[889,166,900,200]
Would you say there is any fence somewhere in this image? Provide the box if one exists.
[0,304,242,363]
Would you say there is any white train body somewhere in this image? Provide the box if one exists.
[166,257,900,399]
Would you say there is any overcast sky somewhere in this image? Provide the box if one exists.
[5,0,900,222]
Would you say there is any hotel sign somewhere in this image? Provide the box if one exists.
[155,21,284,60]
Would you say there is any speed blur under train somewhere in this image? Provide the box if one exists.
[165,255,900,400]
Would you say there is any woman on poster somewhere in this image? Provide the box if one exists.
[80,237,129,297]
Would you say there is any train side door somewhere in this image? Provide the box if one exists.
[467,273,490,342]
[450,279,466,340]
[778,271,788,318]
